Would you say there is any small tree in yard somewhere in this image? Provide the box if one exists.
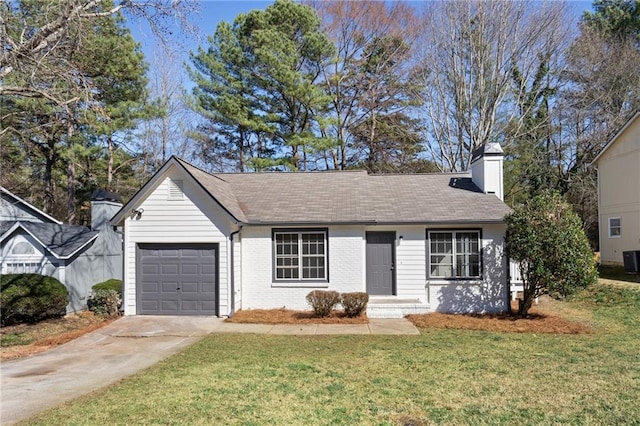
[506,191,597,317]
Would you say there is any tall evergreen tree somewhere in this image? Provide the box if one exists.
[189,0,334,172]
[1,0,156,223]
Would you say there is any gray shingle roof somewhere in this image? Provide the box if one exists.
[1,221,99,258]
[176,159,511,224]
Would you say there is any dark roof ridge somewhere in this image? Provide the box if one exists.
[173,157,233,184]
[213,169,369,175]
[174,157,370,178]
[367,171,469,177]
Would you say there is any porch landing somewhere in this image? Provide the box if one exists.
[366,297,429,319]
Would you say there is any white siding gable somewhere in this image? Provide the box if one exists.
[123,168,236,315]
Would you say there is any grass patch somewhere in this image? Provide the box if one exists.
[0,312,114,360]
[226,308,368,324]
[21,283,640,425]
[598,264,640,283]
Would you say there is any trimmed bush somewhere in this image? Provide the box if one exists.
[92,279,123,297]
[341,292,369,317]
[87,289,122,316]
[0,274,69,326]
[306,290,340,317]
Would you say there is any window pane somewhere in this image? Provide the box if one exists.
[470,255,480,277]
[430,233,452,253]
[276,231,326,281]
[430,253,453,277]
[454,232,480,278]
[609,218,621,236]
[430,232,453,277]
[456,254,465,276]
[431,264,453,277]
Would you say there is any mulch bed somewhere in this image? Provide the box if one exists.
[406,306,590,334]
[229,303,590,334]
[226,308,369,324]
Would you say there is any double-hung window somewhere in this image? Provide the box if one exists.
[274,230,327,281]
[428,230,481,279]
[608,217,621,238]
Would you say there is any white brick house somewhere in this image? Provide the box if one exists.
[110,144,512,318]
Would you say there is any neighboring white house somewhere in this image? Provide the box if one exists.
[0,188,123,312]
[110,143,513,318]
[592,112,640,267]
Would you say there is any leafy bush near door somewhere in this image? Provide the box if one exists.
[92,279,123,297]
[88,279,122,317]
[0,274,68,326]
[87,290,121,316]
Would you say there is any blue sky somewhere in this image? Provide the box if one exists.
[129,0,596,90]
[128,1,271,62]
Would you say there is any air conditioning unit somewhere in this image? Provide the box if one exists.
[622,251,640,273]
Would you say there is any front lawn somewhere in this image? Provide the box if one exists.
[23,283,640,425]
[598,264,640,284]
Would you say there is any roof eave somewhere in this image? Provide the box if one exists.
[0,187,63,224]
[243,218,507,226]
[0,223,99,259]
[591,111,640,166]
[57,232,100,260]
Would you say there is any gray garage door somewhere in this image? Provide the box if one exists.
[137,244,218,315]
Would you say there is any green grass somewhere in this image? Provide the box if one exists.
[0,332,35,347]
[598,264,640,283]
[22,284,640,426]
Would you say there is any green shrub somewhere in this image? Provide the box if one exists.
[92,279,123,296]
[306,290,340,317]
[87,289,121,316]
[0,274,69,326]
[506,191,598,317]
[341,292,369,317]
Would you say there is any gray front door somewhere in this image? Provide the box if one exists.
[366,232,395,295]
[137,244,218,315]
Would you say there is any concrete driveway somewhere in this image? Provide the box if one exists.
[1,316,418,424]
[0,316,224,425]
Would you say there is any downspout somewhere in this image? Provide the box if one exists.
[113,226,125,313]
[229,225,243,317]
[505,230,512,315]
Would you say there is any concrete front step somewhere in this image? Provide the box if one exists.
[367,298,429,319]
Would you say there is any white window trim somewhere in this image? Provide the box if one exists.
[608,217,621,238]
[273,230,328,282]
[2,257,46,274]
[428,230,482,279]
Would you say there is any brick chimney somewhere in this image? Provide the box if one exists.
[470,143,504,201]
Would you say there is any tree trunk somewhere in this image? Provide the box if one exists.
[42,139,56,214]
[518,282,536,317]
[107,136,114,191]
[66,119,76,224]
